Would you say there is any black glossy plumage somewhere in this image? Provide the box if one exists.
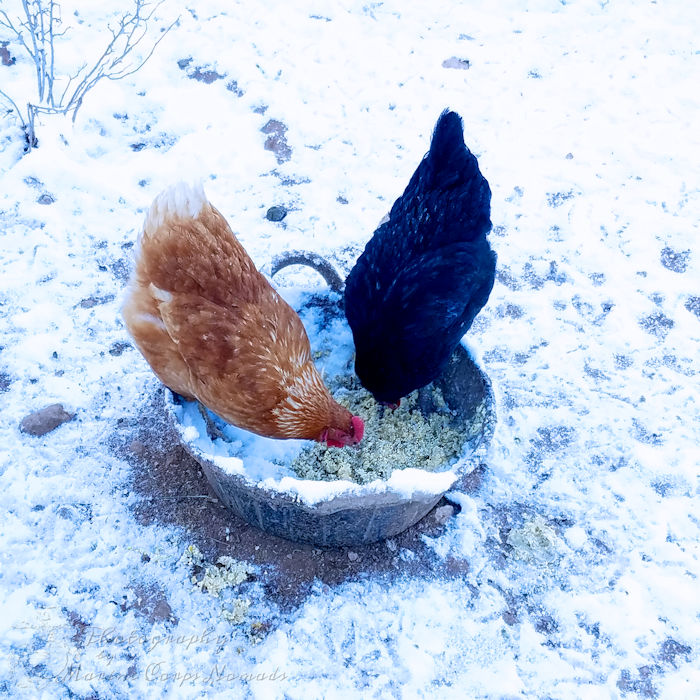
[344,110,496,403]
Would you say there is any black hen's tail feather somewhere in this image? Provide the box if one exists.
[386,109,491,248]
[424,110,472,189]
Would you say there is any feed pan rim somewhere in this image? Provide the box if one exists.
[163,340,495,513]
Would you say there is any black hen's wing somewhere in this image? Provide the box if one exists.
[345,110,495,401]
[347,239,495,402]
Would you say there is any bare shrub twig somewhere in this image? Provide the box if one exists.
[0,0,176,152]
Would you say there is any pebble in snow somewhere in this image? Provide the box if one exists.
[20,404,75,436]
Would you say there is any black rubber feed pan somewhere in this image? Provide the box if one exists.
[165,326,495,547]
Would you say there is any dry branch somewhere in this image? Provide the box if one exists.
[0,0,176,151]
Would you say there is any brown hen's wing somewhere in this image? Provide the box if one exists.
[153,287,315,437]
[122,283,195,398]
[139,204,263,308]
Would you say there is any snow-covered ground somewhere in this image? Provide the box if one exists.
[1,0,699,697]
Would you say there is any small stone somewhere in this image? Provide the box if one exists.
[347,551,359,562]
[433,504,456,526]
[20,404,75,436]
[37,193,55,205]
[442,57,470,70]
[266,206,287,222]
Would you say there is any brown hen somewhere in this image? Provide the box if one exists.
[122,183,363,447]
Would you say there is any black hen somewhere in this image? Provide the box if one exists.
[344,110,496,403]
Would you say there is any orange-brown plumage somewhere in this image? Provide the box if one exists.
[122,183,363,446]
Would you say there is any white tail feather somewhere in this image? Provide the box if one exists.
[143,181,208,236]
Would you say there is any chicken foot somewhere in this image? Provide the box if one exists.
[196,402,232,443]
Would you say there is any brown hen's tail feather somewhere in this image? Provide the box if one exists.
[142,181,209,239]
